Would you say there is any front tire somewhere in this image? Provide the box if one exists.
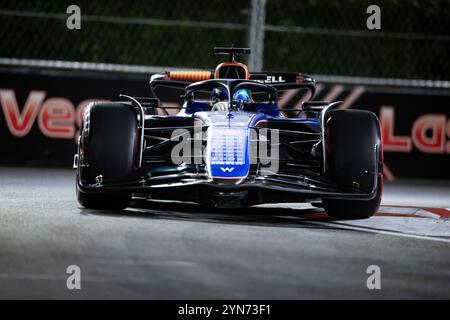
[323,109,383,220]
[76,102,137,210]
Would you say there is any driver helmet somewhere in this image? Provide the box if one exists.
[233,89,252,104]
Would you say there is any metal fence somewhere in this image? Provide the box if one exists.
[1,0,450,80]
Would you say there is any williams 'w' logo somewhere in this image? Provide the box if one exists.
[220,167,235,173]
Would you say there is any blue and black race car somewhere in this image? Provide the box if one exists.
[74,47,383,219]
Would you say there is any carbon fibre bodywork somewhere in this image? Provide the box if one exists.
[75,48,382,209]
[75,97,380,208]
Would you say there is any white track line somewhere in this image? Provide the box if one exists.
[0,273,154,284]
[304,219,450,244]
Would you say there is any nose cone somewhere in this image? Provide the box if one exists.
[207,126,250,183]
[195,111,264,183]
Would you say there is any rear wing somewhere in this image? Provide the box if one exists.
[150,70,314,85]
[150,71,316,97]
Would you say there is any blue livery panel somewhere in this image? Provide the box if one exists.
[209,127,250,180]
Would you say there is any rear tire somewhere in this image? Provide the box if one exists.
[323,109,383,220]
[76,102,137,210]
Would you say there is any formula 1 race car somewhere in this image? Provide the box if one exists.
[74,47,383,219]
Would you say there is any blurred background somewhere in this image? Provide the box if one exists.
[1,0,450,79]
[0,0,449,180]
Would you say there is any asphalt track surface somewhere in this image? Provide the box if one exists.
[0,167,450,299]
